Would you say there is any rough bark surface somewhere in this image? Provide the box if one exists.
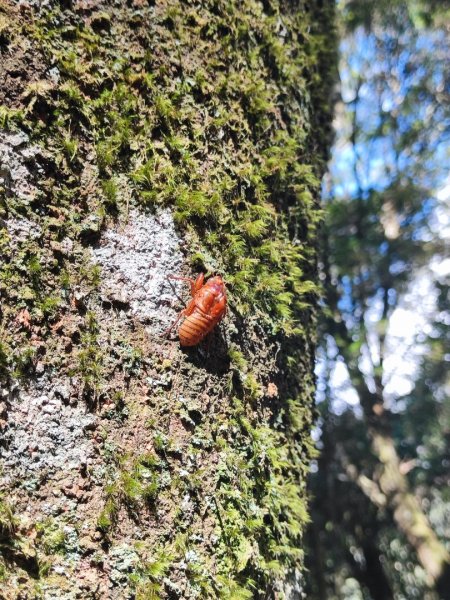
[0,0,335,598]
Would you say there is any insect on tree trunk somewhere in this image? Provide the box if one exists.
[0,0,336,598]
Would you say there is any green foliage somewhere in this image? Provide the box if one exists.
[341,0,450,30]
[308,1,450,597]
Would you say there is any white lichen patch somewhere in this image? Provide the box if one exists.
[1,130,45,252]
[0,377,96,496]
[0,129,44,202]
[92,208,185,334]
[5,214,42,246]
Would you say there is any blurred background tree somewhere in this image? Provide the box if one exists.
[306,1,450,598]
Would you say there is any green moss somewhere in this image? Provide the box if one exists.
[60,134,78,163]
[101,178,119,210]
[217,577,254,600]
[97,452,162,534]
[0,105,25,130]
[0,497,17,540]
[11,345,36,379]
[16,0,333,336]
[130,546,173,600]
[73,311,104,394]
[0,496,45,585]
[97,498,118,534]
[35,519,67,555]
[228,346,248,372]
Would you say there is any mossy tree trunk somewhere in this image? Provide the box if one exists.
[0,0,335,598]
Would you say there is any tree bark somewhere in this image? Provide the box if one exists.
[0,0,335,598]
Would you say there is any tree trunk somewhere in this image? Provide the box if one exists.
[371,432,450,599]
[324,228,450,599]
[342,375,450,598]
[0,0,335,598]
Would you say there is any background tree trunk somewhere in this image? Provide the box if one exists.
[323,237,450,598]
[0,0,335,598]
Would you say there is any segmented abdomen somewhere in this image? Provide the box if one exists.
[179,310,216,347]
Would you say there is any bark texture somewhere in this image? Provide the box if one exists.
[0,0,335,598]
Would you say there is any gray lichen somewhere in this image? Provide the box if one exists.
[0,377,96,495]
[0,130,43,203]
[92,207,185,334]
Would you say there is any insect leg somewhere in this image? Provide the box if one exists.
[167,275,198,289]
[162,310,185,339]
[167,273,204,297]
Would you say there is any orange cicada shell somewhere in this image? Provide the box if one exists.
[166,273,227,346]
